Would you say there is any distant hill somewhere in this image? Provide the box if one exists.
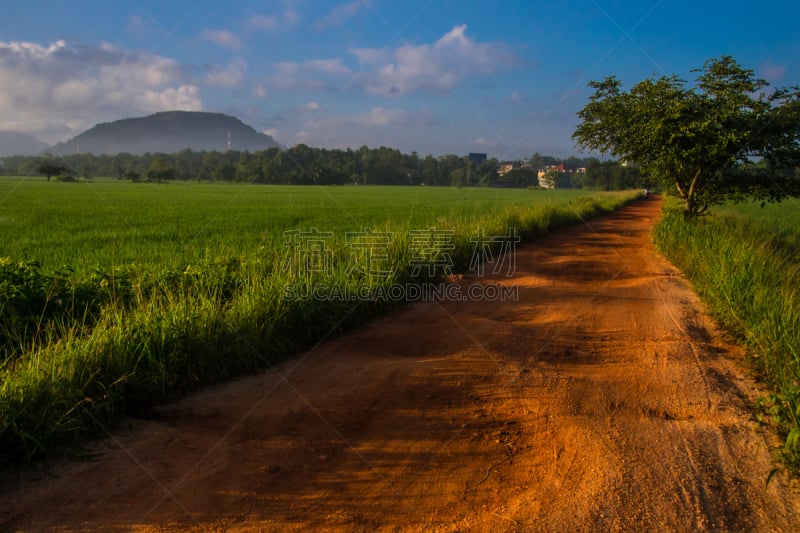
[0,131,49,157]
[49,111,278,156]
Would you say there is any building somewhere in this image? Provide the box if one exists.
[497,160,530,176]
[536,163,566,179]
[497,163,516,176]
[468,152,487,166]
[537,164,567,189]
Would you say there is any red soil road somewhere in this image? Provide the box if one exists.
[2,198,799,531]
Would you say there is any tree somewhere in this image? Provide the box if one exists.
[539,170,561,189]
[573,56,800,216]
[497,167,537,188]
[421,155,440,186]
[583,160,642,190]
[477,158,499,186]
[34,158,72,182]
[448,167,465,187]
[529,152,558,172]
[145,157,176,183]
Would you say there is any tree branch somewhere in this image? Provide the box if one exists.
[687,168,702,201]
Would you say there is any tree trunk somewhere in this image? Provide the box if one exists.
[675,168,703,218]
[682,196,700,218]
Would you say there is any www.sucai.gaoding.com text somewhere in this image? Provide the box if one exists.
[284,281,518,303]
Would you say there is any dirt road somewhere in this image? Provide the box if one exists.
[2,198,799,531]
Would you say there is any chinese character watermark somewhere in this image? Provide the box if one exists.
[469,227,520,277]
[408,228,455,277]
[282,227,520,302]
[345,228,394,277]
[283,228,334,275]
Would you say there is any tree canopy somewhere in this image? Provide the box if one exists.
[573,56,800,216]
[4,147,609,189]
[34,158,73,182]
[145,157,177,183]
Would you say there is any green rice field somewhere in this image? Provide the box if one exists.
[716,199,800,253]
[2,178,616,270]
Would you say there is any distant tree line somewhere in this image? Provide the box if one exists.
[0,146,643,189]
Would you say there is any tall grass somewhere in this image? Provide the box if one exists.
[653,200,800,471]
[0,182,638,465]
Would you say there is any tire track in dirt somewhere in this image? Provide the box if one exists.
[2,197,799,531]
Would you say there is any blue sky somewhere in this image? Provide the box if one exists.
[1,0,798,158]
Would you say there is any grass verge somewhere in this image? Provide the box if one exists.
[652,200,800,473]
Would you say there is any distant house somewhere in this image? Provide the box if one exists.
[536,164,568,189]
[497,163,516,176]
[468,152,487,165]
[536,163,566,179]
[497,160,529,176]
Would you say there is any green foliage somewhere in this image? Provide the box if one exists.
[574,56,800,216]
[6,147,611,190]
[653,200,800,471]
[539,170,560,189]
[0,259,113,361]
[145,157,176,183]
[498,167,539,188]
[0,180,638,464]
[582,160,643,190]
[715,200,800,253]
[33,158,73,182]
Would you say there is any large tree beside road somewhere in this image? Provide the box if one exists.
[573,56,800,216]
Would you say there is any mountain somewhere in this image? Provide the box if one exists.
[49,111,278,156]
[0,131,50,157]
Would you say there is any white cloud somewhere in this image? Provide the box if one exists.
[473,137,498,149]
[304,101,321,111]
[206,58,247,87]
[140,85,202,110]
[283,106,438,150]
[268,57,352,90]
[246,5,300,33]
[253,84,268,98]
[760,61,787,83]
[52,78,95,107]
[0,40,202,142]
[270,62,311,90]
[305,58,351,75]
[352,24,520,96]
[201,29,243,50]
[126,14,147,37]
[354,107,407,127]
[307,106,426,132]
[264,27,518,97]
[269,25,522,98]
[246,14,279,31]
[314,1,367,30]
[283,9,300,26]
